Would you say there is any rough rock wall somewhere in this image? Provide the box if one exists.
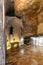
[22,12,43,36]
[14,0,43,36]
[0,0,5,65]
[5,0,43,37]
[37,12,43,34]
[22,15,38,37]
[14,0,43,16]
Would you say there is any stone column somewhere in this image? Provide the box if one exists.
[0,0,5,65]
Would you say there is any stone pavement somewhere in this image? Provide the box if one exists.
[6,45,43,65]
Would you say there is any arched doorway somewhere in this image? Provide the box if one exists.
[5,16,23,50]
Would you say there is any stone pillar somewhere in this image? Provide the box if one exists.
[0,0,5,65]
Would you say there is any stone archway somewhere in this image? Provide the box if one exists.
[5,16,23,50]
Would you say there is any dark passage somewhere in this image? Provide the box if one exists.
[9,26,13,34]
[6,7,21,19]
[6,7,14,16]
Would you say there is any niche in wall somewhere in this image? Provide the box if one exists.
[9,26,13,35]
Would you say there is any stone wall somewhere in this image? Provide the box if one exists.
[0,0,5,65]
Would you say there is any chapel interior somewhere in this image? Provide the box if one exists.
[5,0,43,65]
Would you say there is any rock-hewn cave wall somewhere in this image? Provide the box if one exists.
[22,15,38,37]
[22,12,43,36]
[14,0,43,16]
[5,0,43,37]
[37,12,43,34]
[14,0,43,36]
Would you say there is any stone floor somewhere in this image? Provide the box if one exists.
[6,45,43,65]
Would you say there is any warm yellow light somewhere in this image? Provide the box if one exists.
[20,0,25,2]
[7,35,11,50]
[7,45,11,50]
[14,44,17,47]
[7,34,20,50]
[7,42,11,50]
[10,39,14,43]
[14,0,34,12]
